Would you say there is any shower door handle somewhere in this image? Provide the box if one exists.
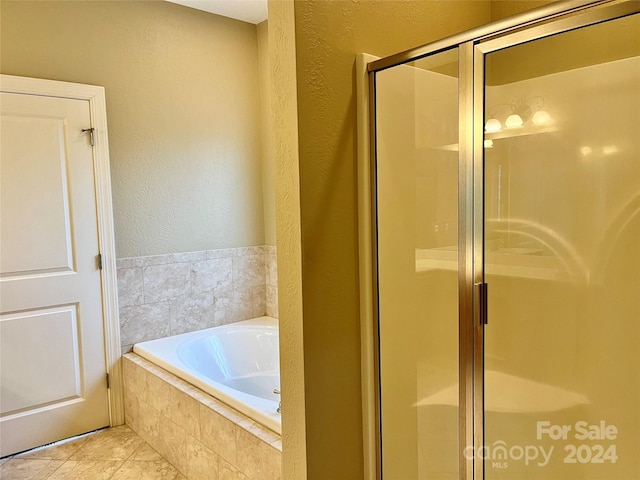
[474,282,488,326]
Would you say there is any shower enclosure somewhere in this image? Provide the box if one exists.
[361,1,640,479]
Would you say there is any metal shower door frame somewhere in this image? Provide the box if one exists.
[366,1,640,479]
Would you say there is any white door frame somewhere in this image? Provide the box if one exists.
[0,74,124,427]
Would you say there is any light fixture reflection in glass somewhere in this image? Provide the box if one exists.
[485,118,502,133]
[531,109,551,126]
[602,145,619,156]
[580,146,592,157]
[484,139,494,148]
[505,113,524,128]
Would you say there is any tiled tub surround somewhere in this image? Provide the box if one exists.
[117,245,278,352]
[123,353,282,480]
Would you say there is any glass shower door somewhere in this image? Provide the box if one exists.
[375,48,461,479]
[481,12,640,480]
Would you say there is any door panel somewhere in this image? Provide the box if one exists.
[1,114,74,275]
[482,13,640,480]
[1,306,82,413]
[0,92,110,456]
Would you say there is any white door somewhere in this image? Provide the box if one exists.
[0,91,110,456]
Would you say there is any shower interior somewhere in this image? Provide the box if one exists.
[367,2,640,479]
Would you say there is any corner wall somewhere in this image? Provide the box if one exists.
[281,1,493,478]
[267,1,307,479]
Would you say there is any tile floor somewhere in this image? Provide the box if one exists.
[0,425,185,480]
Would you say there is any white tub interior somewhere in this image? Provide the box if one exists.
[133,316,281,433]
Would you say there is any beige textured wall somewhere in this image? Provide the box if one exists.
[0,0,264,258]
[491,0,555,20]
[267,1,307,479]
[257,20,276,247]
[287,1,493,478]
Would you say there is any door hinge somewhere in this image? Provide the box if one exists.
[97,253,103,270]
[106,373,110,389]
[82,127,95,146]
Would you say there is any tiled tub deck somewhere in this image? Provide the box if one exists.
[122,353,281,480]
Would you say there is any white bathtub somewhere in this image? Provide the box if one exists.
[133,316,281,433]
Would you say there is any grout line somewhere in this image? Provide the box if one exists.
[123,437,145,462]
[102,459,127,480]
[106,453,135,479]
[141,265,146,306]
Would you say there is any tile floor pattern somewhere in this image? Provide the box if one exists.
[0,425,186,480]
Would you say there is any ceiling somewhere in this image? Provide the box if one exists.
[166,0,267,24]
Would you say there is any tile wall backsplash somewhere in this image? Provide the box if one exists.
[265,245,278,318]
[117,246,278,352]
